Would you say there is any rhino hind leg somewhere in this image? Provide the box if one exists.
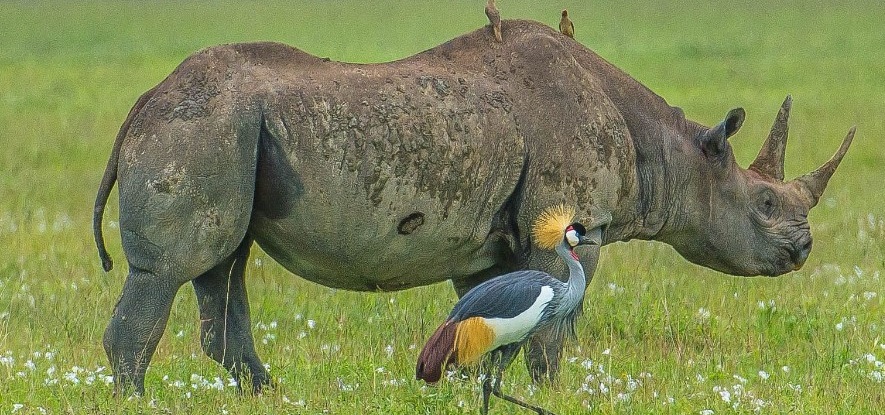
[192,235,271,393]
[103,268,183,395]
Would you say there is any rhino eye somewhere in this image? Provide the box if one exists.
[757,191,778,219]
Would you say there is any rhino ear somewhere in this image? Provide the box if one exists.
[699,108,745,159]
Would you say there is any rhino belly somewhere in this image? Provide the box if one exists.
[247,150,522,292]
[249,204,502,291]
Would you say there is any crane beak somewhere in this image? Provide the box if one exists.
[579,226,603,246]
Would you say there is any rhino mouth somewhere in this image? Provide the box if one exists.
[789,239,813,270]
[762,235,812,276]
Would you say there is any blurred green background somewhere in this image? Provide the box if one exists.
[0,1,882,413]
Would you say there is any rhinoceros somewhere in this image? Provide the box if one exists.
[93,20,853,394]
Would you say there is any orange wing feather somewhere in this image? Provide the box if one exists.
[454,317,495,365]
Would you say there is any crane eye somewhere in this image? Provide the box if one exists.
[565,229,580,247]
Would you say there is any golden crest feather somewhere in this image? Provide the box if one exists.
[531,205,576,250]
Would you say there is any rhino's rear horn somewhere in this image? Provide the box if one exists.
[749,95,792,181]
[795,126,856,207]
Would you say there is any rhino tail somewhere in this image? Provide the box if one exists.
[93,85,159,272]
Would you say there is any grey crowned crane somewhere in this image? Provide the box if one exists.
[416,205,601,415]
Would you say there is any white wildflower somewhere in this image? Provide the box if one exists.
[697,308,711,320]
[307,320,316,329]
[626,376,639,391]
[385,344,394,358]
[0,354,14,367]
[758,370,770,380]
[336,377,356,391]
[64,371,80,384]
[606,282,624,294]
[699,410,714,415]
[716,386,731,403]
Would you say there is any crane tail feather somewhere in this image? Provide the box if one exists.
[416,320,458,383]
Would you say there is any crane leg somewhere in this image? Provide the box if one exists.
[481,344,555,415]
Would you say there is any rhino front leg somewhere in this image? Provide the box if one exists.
[523,326,565,384]
[103,269,182,395]
[192,236,271,393]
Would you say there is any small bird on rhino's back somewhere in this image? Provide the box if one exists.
[485,0,502,43]
[559,9,575,38]
[416,205,601,415]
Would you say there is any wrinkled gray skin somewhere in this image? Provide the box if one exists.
[93,20,854,395]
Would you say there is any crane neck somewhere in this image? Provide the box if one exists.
[554,241,587,311]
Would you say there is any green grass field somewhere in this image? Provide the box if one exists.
[1,1,883,413]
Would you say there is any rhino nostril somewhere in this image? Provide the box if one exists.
[802,240,813,254]
[793,240,813,265]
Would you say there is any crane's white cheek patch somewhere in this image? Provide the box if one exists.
[485,285,554,348]
[566,229,579,246]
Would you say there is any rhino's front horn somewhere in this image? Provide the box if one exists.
[796,126,856,207]
[749,95,792,181]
